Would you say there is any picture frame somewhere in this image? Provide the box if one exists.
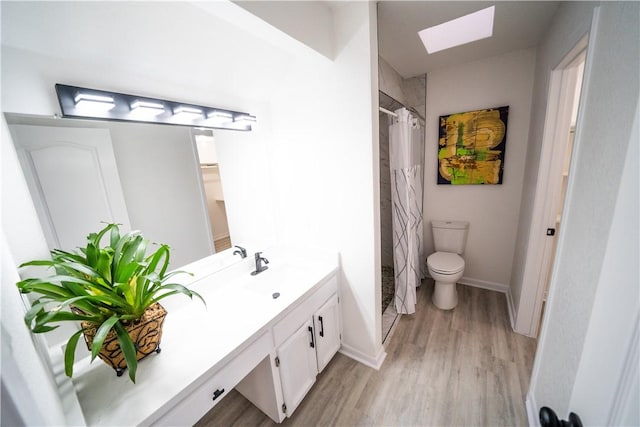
[437,106,509,185]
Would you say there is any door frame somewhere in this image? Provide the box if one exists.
[514,36,589,337]
[189,128,217,255]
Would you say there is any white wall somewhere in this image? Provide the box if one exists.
[568,97,639,426]
[423,48,536,290]
[0,2,291,113]
[268,2,383,365]
[510,2,595,329]
[234,1,334,59]
[530,2,640,419]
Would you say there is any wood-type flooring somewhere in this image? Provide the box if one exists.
[197,281,537,426]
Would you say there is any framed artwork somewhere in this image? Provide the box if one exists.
[437,106,509,185]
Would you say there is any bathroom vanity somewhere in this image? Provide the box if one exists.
[66,249,340,425]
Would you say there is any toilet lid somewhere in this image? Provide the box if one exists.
[427,252,465,274]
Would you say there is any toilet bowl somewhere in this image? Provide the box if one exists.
[427,251,465,310]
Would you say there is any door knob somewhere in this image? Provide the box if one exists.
[539,406,583,427]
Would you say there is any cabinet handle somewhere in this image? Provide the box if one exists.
[212,388,225,401]
[319,316,324,337]
[308,326,315,348]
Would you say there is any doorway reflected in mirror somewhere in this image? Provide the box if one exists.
[194,131,232,253]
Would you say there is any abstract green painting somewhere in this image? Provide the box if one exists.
[438,106,509,185]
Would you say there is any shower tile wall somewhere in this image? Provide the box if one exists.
[402,76,426,121]
[379,109,394,267]
[379,56,406,105]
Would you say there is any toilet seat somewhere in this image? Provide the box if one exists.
[427,251,465,275]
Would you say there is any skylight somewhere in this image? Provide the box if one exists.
[418,5,495,54]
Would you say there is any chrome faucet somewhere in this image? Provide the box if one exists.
[233,245,247,259]
[251,252,269,275]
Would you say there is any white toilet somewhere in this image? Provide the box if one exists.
[427,220,469,310]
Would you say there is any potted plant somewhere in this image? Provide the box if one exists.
[16,223,205,383]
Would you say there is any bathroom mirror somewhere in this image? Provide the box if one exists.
[5,112,236,270]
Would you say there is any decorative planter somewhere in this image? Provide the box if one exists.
[81,303,167,377]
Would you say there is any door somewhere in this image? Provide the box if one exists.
[514,39,587,337]
[534,55,585,337]
[10,125,131,251]
[535,59,584,334]
[314,294,341,373]
[276,319,317,416]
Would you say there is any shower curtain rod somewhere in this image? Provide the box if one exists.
[379,90,426,123]
[379,106,398,117]
[379,105,426,123]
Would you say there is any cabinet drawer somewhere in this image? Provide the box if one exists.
[273,274,338,347]
[153,331,271,426]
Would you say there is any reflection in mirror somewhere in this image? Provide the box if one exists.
[193,129,232,253]
[6,113,234,270]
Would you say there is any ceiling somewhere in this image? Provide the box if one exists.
[378,1,560,78]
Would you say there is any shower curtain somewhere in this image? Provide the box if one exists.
[390,108,425,315]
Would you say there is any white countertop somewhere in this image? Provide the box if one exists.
[67,248,338,426]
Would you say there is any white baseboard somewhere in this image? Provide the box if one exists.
[526,391,538,427]
[213,233,230,241]
[458,276,509,293]
[339,343,387,370]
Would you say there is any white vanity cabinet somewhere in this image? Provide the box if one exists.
[271,275,341,418]
[276,319,318,415]
[153,331,272,426]
[313,294,341,373]
[72,252,341,427]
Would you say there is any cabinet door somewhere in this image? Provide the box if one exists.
[314,294,341,373]
[277,319,317,417]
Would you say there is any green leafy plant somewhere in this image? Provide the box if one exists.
[17,223,205,382]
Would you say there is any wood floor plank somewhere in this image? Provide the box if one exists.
[196,281,536,426]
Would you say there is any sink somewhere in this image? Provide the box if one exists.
[240,265,309,299]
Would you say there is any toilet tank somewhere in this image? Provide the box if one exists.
[432,220,469,254]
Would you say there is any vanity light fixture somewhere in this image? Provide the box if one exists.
[130,100,165,116]
[173,106,203,119]
[55,83,256,131]
[234,114,257,124]
[74,93,116,112]
[207,111,233,126]
[229,114,257,130]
